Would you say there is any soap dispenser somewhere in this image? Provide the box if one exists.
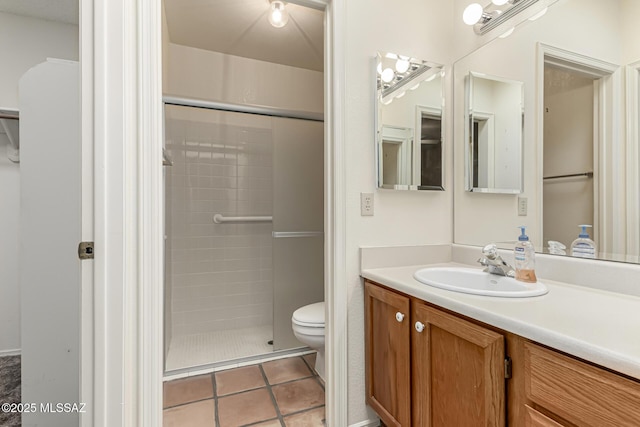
[514,226,537,283]
[570,225,596,259]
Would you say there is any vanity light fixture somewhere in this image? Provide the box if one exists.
[463,0,542,35]
[528,7,547,20]
[499,27,515,38]
[268,0,289,28]
[395,57,410,73]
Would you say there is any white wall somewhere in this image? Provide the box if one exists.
[166,43,323,114]
[0,12,78,354]
[0,12,78,110]
[344,0,455,423]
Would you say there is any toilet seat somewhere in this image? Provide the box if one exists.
[292,302,324,328]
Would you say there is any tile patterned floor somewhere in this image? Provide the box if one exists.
[164,354,324,427]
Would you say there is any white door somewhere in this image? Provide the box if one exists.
[19,59,82,427]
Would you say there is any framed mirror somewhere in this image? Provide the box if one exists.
[375,52,444,190]
[465,72,523,193]
[453,0,640,264]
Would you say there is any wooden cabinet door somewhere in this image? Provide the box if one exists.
[412,302,506,427]
[365,281,411,427]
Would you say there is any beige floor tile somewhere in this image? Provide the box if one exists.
[215,365,266,396]
[164,375,214,408]
[217,388,277,427]
[262,357,312,385]
[163,399,216,427]
[284,406,325,426]
[302,353,317,373]
[252,419,283,427]
[271,378,325,415]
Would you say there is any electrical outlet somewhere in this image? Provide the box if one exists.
[361,192,374,216]
[518,196,528,216]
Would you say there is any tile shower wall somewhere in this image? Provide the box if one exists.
[166,107,274,337]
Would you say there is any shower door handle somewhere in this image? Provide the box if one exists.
[272,231,324,238]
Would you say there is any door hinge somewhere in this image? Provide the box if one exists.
[78,242,94,260]
[505,356,512,379]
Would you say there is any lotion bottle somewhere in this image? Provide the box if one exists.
[514,226,537,283]
[570,225,596,259]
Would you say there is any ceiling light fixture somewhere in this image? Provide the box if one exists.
[268,1,289,28]
[462,0,543,35]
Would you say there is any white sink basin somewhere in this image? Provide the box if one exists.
[413,267,548,298]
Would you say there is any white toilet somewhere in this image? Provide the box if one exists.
[292,301,325,380]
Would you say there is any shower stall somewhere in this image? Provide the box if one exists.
[162,98,324,373]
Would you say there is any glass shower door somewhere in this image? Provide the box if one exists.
[271,117,324,350]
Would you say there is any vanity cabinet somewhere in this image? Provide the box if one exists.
[364,281,411,427]
[412,300,505,426]
[523,342,640,427]
[365,280,506,427]
[364,279,640,427]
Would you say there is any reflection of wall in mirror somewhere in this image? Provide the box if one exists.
[380,76,442,188]
[381,76,441,130]
[472,77,521,190]
[454,0,640,259]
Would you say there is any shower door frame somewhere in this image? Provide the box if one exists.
[90,0,349,426]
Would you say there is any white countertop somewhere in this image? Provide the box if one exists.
[361,262,640,380]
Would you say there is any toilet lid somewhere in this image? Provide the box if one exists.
[292,302,324,327]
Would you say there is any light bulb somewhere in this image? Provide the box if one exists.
[377,62,382,75]
[381,68,395,83]
[395,59,410,73]
[463,3,484,25]
[492,0,509,5]
[268,1,289,28]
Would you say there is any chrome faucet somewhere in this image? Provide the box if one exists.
[477,244,515,277]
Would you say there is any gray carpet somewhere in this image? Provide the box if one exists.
[0,356,21,427]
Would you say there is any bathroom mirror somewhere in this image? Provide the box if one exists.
[453,0,640,264]
[375,52,444,190]
[465,72,523,193]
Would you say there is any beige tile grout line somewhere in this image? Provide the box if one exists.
[163,355,325,426]
[257,363,286,427]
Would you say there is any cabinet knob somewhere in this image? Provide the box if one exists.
[415,321,425,333]
[395,312,405,322]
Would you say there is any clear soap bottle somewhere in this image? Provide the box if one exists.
[514,226,537,283]
[570,225,596,259]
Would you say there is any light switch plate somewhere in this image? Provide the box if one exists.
[518,196,527,216]
[361,192,374,216]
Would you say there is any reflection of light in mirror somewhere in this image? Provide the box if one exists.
[425,74,437,82]
[381,68,395,83]
[499,27,515,38]
[381,97,393,105]
[492,0,509,4]
[396,59,410,73]
[408,82,421,91]
[385,52,398,59]
[463,3,484,25]
[395,91,406,99]
[528,7,547,20]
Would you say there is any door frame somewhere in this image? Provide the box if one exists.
[536,43,620,255]
[88,0,348,425]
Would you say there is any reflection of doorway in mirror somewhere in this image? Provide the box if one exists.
[415,105,443,190]
[472,112,495,189]
[543,65,595,250]
[380,125,412,188]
